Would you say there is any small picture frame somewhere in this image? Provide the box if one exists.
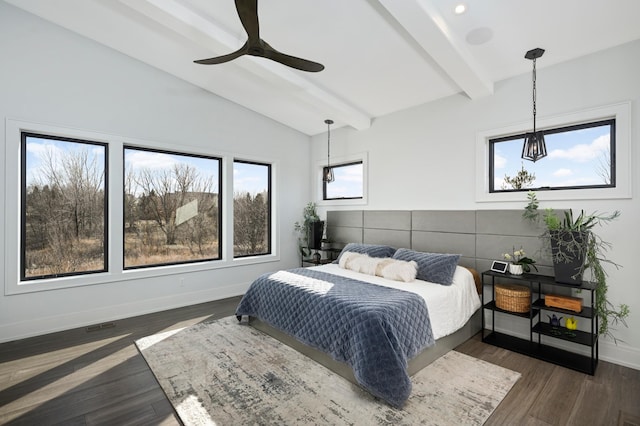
[490,260,509,273]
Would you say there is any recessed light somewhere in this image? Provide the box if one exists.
[454,4,466,15]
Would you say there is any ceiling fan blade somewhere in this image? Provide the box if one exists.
[235,0,260,42]
[194,43,248,65]
[262,43,325,72]
[193,0,324,73]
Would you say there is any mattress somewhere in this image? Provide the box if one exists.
[306,263,481,340]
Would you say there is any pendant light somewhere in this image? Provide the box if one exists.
[521,48,547,162]
[323,119,335,183]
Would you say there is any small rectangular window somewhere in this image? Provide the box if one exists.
[233,160,271,257]
[124,146,221,268]
[323,161,363,200]
[21,133,108,280]
[490,119,615,192]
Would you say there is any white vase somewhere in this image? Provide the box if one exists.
[509,264,524,275]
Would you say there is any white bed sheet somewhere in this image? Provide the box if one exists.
[307,263,481,340]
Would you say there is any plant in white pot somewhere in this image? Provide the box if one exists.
[523,191,629,341]
[502,247,538,275]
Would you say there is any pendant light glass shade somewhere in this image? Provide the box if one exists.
[323,119,335,183]
[323,166,334,183]
[522,48,547,163]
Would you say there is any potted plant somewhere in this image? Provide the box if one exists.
[294,202,324,260]
[502,247,538,275]
[523,191,629,341]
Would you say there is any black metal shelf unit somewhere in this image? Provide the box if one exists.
[301,247,341,267]
[481,270,598,375]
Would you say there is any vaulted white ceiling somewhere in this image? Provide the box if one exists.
[6,0,640,135]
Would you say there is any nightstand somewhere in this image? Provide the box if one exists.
[300,247,340,267]
[481,270,598,375]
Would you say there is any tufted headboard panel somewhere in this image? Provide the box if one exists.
[326,210,554,277]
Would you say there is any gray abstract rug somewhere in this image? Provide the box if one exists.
[136,317,520,425]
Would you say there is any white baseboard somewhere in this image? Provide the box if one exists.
[599,340,640,371]
[0,281,249,344]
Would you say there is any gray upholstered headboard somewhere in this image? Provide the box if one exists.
[326,210,554,277]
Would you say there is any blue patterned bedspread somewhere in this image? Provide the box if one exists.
[235,268,435,407]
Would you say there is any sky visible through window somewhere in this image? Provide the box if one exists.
[493,123,612,190]
[124,148,219,193]
[27,140,269,195]
[326,162,363,199]
[26,139,220,191]
[25,136,105,188]
[234,161,268,195]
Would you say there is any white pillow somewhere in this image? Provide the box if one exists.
[338,251,359,269]
[340,251,379,275]
[339,251,417,282]
[376,258,418,282]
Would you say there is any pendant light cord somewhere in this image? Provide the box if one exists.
[532,58,537,132]
[324,119,334,168]
[323,119,334,183]
[327,120,331,168]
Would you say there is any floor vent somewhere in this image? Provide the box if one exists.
[86,322,116,332]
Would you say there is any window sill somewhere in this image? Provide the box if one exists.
[5,254,281,296]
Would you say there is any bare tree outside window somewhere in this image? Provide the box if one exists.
[22,133,107,279]
[124,147,221,268]
[595,146,612,185]
[233,161,271,257]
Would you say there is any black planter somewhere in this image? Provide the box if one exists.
[308,220,325,250]
[550,230,587,285]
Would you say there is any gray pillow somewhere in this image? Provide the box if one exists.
[334,243,397,263]
[392,248,460,285]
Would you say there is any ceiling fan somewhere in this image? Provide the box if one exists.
[194,0,324,72]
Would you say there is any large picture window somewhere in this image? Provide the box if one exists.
[323,161,363,200]
[7,119,280,294]
[124,147,221,268]
[233,160,271,257]
[490,119,615,193]
[21,133,108,280]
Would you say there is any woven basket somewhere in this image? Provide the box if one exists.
[495,284,531,313]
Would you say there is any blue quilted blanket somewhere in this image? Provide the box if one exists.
[235,268,434,407]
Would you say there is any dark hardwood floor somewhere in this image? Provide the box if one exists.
[0,297,242,425]
[1,296,638,425]
[456,337,640,426]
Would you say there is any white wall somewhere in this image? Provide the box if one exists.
[3,1,638,371]
[0,3,309,342]
[312,41,640,369]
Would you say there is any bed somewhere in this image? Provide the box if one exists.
[235,244,482,408]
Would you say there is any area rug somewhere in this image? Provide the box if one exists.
[136,317,520,425]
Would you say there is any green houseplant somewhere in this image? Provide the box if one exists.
[523,191,629,341]
[294,202,324,259]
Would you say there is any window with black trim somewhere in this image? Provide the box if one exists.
[490,119,615,193]
[323,161,363,200]
[233,160,271,257]
[124,146,221,268]
[21,133,108,280]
